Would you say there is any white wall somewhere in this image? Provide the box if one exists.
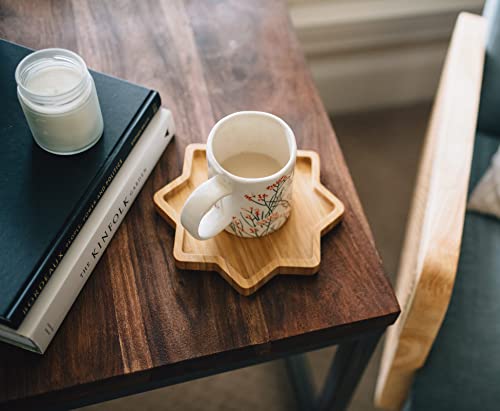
[289,0,484,113]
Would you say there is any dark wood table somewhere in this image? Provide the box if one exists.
[0,1,400,410]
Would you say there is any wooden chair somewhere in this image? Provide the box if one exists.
[374,12,487,411]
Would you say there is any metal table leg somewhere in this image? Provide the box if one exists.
[286,332,383,411]
[285,354,316,411]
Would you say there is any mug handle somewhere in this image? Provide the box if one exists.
[180,175,234,240]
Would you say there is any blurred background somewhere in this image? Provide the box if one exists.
[291,0,483,114]
[81,0,485,410]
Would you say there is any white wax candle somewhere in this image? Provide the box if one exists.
[16,49,104,155]
[25,66,82,96]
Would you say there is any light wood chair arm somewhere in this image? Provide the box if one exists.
[375,12,487,411]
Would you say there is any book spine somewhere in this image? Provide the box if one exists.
[6,92,162,328]
[15,109,173,353]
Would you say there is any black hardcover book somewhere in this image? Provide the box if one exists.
[0,39,161,328]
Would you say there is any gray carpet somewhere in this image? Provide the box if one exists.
[79,103,430,411]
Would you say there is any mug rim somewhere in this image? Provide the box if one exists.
[206,111,297,184]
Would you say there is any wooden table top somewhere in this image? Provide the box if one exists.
[0,0,399,409]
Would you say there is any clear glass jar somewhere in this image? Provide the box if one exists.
[15,48,104,155]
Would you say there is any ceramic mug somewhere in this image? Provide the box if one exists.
[181,111,297,240]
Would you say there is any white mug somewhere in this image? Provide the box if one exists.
[181,111,297,240]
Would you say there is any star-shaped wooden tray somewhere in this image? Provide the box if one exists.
[154,144,344,295]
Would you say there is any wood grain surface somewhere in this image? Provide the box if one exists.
[154,144,345,295]
[0,0,399,409]
[375,13,486,411]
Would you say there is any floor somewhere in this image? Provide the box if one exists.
[80,103,431,411]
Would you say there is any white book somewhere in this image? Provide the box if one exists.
[0,108,175,354]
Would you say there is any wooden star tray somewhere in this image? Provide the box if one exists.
[154,144,344,295]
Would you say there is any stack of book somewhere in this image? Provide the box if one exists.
[0,39,175,353]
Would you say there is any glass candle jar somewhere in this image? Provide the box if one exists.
[15,48,104,155]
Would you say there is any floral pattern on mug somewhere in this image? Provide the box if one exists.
[227,172,293,237]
